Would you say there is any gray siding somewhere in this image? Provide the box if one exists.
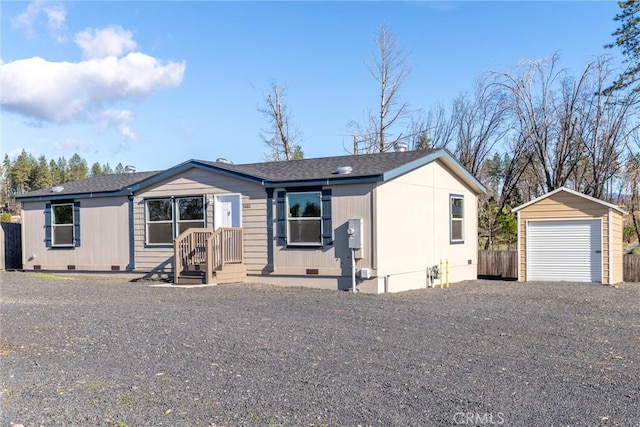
[271,182,375,276]
[21,197,131,271]
[133,167,267,275]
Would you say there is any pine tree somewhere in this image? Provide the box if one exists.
[102,163,114,174]
[606,0,640,92]
[10,150,36,194]
[56,157,68,183]
[91,162,103,176]
[31,156,52,190]
[67,154,88,181]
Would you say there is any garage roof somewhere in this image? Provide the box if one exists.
[512,187,628,214]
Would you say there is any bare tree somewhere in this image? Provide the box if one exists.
[350,24,411,153]
[451,75,510,177]
[624,148,640,245]
[407,104,457,151]
[259,82,303,161]
[579,57,640,199]
[495,54,590,194]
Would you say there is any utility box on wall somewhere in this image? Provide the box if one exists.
[347,218,363,250]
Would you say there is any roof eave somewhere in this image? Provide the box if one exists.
[16,188,133,203]
[127,160,266,193]
[511,186,628,214]
[263,175,383,188]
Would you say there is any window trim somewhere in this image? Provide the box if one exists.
[286,190,323,246]
[450,194,464,244]
[51,202,74,247]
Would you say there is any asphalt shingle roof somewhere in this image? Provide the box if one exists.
[17,149,454,200]
[197,149,437,182]
[17,171,160,199]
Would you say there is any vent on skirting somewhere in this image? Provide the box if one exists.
[306,269,319,275]
[33,265,42,270]
[111,265,120,271]
[67,265,76,270]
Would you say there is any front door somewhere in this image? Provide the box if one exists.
[214,194,242,229]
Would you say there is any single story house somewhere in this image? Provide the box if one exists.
[17,149,486,293]
[511,187,626,284]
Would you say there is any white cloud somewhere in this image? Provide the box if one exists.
[74,26,137,59]
[5,5,186,141]
[11,0,67,43]
[0,52,186,123]
[97,109,137,140]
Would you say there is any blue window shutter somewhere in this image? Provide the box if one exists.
[321,189,333,246]
[73,201,81,247]
[44,203,52,247]
[276,191,286,246]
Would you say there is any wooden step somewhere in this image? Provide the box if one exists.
[175,274,206,285]
[184,263,206,272]
[214,270,247,283]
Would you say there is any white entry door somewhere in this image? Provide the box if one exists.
[214,194,242,229]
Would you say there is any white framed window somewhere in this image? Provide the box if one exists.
[145,196,206,245]
[52,203,74,246]
[176,197,205,235]
[450,194,464,243]
[146,198,173,245]
[286,191,322,245]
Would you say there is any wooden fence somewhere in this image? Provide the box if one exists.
[478,250,640,282]
[1,222,22,270]
[623,255,640,282]
[478,250,518,279]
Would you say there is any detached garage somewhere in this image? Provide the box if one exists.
[512,187,626,285]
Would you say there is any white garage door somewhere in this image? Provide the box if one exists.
[527,219,602,283]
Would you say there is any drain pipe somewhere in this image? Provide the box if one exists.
[351,248,357,293]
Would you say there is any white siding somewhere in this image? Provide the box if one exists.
[374,160,479,292]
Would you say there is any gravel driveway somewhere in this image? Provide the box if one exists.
[1,272,638,427]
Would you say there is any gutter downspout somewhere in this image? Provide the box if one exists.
[351,248,356,293]
[126,194,135,271]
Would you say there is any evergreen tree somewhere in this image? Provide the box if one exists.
[49,159,62,185]
[1,155,10,205]
[606,0,640,92]
[67,154,88,181]
[31,156,52,190]
[114,163,125,174]
[10,150,36,194]
[56,157,68,183]
[91,162,103,176]
[102,163,114,174]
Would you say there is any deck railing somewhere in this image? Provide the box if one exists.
[173,228,214,278]
[174,227,243,282]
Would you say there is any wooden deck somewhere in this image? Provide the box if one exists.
[173,227,246,285]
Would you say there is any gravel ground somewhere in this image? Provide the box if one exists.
[0,272,638,427]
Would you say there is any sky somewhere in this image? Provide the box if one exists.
[0,0,627,173]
